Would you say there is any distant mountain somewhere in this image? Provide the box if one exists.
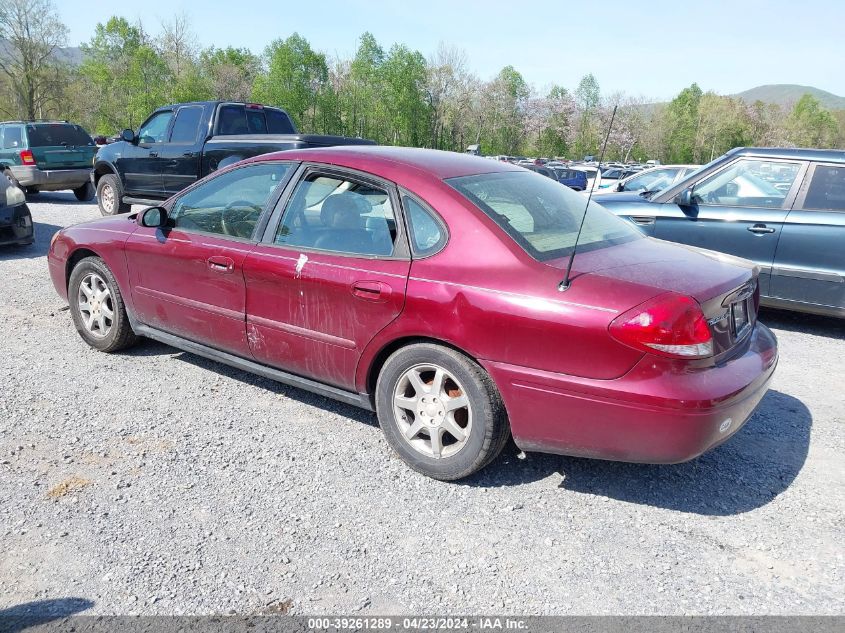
[735,84,845,110]
[0,40,83,65]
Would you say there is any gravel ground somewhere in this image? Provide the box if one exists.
[1,192,843,617]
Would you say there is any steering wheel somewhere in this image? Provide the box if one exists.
[221,200,262,237]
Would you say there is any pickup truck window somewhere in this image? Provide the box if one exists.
[138,111,173,144]
[169,106,204,144]
[217,104,296,135]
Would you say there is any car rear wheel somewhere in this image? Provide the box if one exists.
[96,174,130,216]
[68,256,137,352]
[73,181,95,202]
[376,343,510,480]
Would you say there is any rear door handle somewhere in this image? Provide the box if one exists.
[182,151,195,157]
[207,255,235,273]
[148,151,158,158]
[352,281,391,302]
[747,224,775,235]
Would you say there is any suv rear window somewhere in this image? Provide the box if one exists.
[217,105,296,135]
[26,124,93,147]
[447,171,642,261]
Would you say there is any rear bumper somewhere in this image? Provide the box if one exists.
[482,324,778,463]
[8,166,91,190]
[0,203,33,245]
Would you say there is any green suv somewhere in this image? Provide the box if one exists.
[0,120,97,201]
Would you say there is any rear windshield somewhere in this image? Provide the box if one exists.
[26,124,94,147]
[447,171,642,262]
[217,104,296,135]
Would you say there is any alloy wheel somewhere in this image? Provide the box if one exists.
[77,273,114,338]
[392,363,472,459]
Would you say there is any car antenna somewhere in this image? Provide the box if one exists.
[559,104,617,292]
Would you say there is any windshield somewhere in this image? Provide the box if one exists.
[447,171,642,262]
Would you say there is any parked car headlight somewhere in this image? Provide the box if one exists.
[6,185,25,206]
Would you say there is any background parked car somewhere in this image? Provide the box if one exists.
[0,120,96,201]
[598,147,845,318]
[596,165,700,195]
[0,176,32,246]
[550,166,588,191]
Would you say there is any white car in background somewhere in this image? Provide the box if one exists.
[593,165,700,195]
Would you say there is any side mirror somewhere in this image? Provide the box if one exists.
[120,128,136,144]
[676,188,694,207]
[614,182,623,192]
[139,206,169,228]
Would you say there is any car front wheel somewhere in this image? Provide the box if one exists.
[68,256,137,352]
[376,343,510,480]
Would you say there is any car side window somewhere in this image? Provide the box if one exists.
[692,159,801,208]
[138,111,174,144]
[2,127,22,149]
[403,194,446,256]
[274,172,398,256]
[169,163,293,239]
[800,165,845,211]
[169,106,203,144]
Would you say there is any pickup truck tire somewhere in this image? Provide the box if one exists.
[74,181,95,202]
[96,174,130,216]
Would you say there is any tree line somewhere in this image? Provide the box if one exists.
[2,0,843,163]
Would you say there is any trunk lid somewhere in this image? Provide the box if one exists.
[26,123,97,170]
[549,237,759,357]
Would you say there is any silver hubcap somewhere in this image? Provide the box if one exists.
[101,183,114,211]
[393,364,472,459]
[78,273,114,338]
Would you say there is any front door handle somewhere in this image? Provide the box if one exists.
[207,255,234,273]
[747,224,775,235]
[182,151,195,157]
[352,281,391,302]
[148,151,159,158]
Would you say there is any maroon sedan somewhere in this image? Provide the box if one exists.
[48,147,777,480]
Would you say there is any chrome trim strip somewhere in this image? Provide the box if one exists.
[772,266,843,283]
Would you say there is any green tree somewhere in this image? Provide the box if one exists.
[200,46,260,101]
[665,83,703,162]
[0,0,68,119]
[786,94,838,148]
[574,73,601,157]
[253,33,328,130]
[78,17,169,133]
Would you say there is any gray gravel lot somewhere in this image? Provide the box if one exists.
[1,192,843,616]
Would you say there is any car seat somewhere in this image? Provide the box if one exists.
[313,193,374,254]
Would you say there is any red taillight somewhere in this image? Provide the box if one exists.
[20,150,35,165]
[609,293,713,359]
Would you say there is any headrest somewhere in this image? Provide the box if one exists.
[320,192,372,227]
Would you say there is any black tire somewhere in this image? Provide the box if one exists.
[73,181,95,202]
[96,174,130,216]
[375,343,510,481]
[68,256,138,353]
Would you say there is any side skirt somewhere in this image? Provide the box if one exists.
[133,322,374,411]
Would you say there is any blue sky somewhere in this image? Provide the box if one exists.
[56,0,845,100]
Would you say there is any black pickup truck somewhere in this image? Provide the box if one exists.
[92,101,375,215]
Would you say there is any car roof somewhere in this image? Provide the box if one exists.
[250,146,523,179]
[731,147,845,163]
